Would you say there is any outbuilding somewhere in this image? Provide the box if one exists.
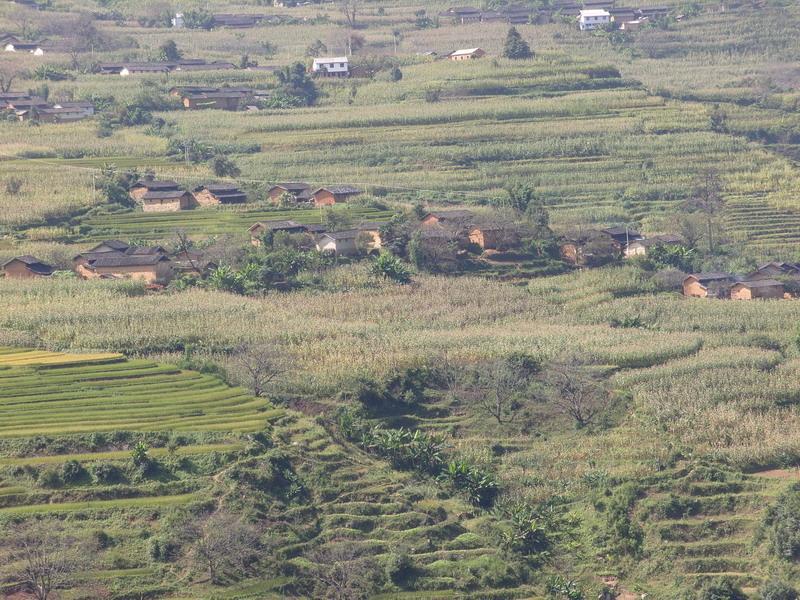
[449,48,486,61]
[3,255,55,278]
[683,273,736,299]
[141,190,194,212]
[730,279,785,300]
[193,184,247,206]
[311,186,362,206]
[267,183,313,203]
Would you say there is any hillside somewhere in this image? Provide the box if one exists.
[2,0,800,598]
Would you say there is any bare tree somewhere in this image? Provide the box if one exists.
[475,357,534,424]
[232,344,284,398]
[338,0,359,28]
[543,360,607,428]
[7,521,87,600]
[309,544,378,600]
[192,512,260,584]
[684,169,724,253]
[0,69,19,93]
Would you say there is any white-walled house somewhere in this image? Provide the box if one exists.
[4,42,44,55]
[579,9,611,30]
[312,57,349,77]
[172,13,185,28]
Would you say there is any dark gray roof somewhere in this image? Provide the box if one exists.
[688,272,734,282]
[133,179,180,191]
[142,190,191,200]
[250,220,307,232]
[90,240,129,252]
[314,186,362,195]
[89,254,169,268]
[272,182,311,191]
[734,279,783,289]
[4,255,54,274]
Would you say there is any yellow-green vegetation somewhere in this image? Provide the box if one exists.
[4,0,800,598]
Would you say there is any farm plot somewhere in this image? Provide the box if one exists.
[0,350,282,437]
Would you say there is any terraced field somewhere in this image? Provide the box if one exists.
[0,350,281,437]
[78,205,394,242]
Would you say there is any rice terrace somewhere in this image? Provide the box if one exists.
[2,0,800,599]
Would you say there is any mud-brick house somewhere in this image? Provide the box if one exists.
[421,210,475,228]
[730,279,785,300]
[74,252,171,283]
[469,224,519,250]
[3,255,55,278]
[449,48,486,61]
[141,190,195,212]
[311,186,362,206]
[193,184,247,206]
[129,180,182,202]
[357,222,383,251]
[181,90,247,110]
[746,262,800,281]
[248,220,310,246]
[315,230,361,256]
[87,240,130,254]
[623,234,684,258]
[683,273,737,298]
[601,226,643,250]
[267,183,313,204]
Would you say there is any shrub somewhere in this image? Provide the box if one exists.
[91,462,123,484]
[698,577,747,600]
[38,467,64,488]
[761,579,798,600]
[385,550,415,585]
[764,484,800,560]
[60,460,86,484]
[503,27,533,60]
[370,252,412,284]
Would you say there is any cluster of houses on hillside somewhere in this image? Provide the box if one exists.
[3,240,215,284]
[128,179,364,212]
[440,5,534,24]
[1,92,94,123]
[98,59,237,77]
[683,264,800,300]
[129,179,248,212]
[168,86,270,111]
[1,33,46,55]
[441,1,669,27]
[171,12,289,29]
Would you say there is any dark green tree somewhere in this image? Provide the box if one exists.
[157,39,182,62]
[503,27,533,60]
[210,154,240,177]
[276,63,318,106]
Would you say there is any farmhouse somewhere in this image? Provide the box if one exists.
[193,184,247,206]
[601,226,643,249]
[449,48,486,61]
[87,240,130,254]
[52,101,94,117]
[268,183,313,203]
[3,256,55,279]
[74,243,171,282]
[579,9,611,30]
[312,57,349,77]
[683,273,737,299]
[316,230,361,256]
[623,234,684,257]
[421,210,475,227]
[357,222,383,250]
[746,262,800,281]
[249,220,310,245]
[468,224,518,250]
[120,64,171,76]
[730,279,785,300]
[171,250,217,276]
[312,186,362,206]
[440,7,483,24]
[141,190,195,212]
[184,90,244,110]
[4,39,45,55]
[75,253,171,283]
[129,179,182,202]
